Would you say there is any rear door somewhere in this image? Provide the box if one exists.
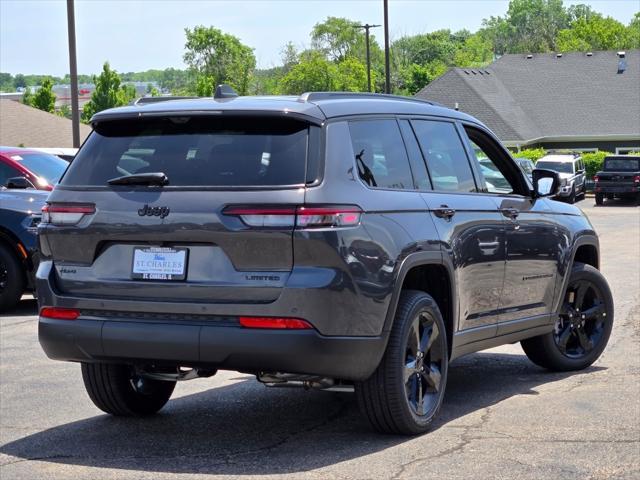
[41,114,314,304]
[409,118,506,334]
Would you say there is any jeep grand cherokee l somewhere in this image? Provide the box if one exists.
[37,91,613,435]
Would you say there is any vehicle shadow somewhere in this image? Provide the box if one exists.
[593,197,639,207]
[0,351,604,475]
[2,297,37,318]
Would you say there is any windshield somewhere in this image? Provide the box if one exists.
[9,152,68,184]
[536,161,574,174]
[62,116,309,187]
[605,157,639,171]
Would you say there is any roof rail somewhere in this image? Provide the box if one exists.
[133,96,197,105]
[298,91,441,107]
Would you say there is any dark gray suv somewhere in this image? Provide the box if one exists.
[37,92,613,435]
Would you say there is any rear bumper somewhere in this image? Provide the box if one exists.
[595,185,639,194]
[38,317,385,381]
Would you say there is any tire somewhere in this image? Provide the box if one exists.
[521,263,613,371]
[595,193,604,205]
[355,290,448,435]
[567,185,576,204]
[0,243,25,312]
[81,363,176,416]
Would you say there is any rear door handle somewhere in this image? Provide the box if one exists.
[434,206,456,220]
[501,208,519,220]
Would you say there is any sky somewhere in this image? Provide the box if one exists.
[0,0,638,76]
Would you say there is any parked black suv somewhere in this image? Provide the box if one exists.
[37,92,613,435]
[594,155,640,205]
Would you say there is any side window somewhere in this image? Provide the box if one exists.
[398,120,431,190]
[469,140,513,194]
[0,162,19,186]
[464,126,522,195]
[411,120,476,193]
[348,119,415,190]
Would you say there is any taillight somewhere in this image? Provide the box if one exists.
[593,175,599,183]
[222,205,362,229]
[634,175,640,183]
[239,316,313,329]
[221,206,296,227]
[296,206,361,228]
[40,307,80,320]
[42,203,95,226]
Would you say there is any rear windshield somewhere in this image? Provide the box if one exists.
[536,161,574,174]
[605,157,639,171]
[9,152,68,184]
[61,116,309,187]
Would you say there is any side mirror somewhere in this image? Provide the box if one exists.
[5,176,36,189]
[532,168,561,198]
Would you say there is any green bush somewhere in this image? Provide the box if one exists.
[512,148,546,162]
[582,151,612,179]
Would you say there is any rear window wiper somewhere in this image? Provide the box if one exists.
[107,172,169,186]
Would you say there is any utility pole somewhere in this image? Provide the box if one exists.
[66,0,80,148]
[383,0,391,94]
[355,24,381,92]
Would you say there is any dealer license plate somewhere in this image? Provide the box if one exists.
[131,247,188,281]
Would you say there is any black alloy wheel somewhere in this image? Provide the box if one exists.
[554,279,607,359]
[0,259,7,295]
[521,263,613,371]
[0,244,25,312]
[404,312,444,417]
[355,290,448,434]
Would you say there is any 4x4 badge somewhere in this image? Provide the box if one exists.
[138,204,170,218]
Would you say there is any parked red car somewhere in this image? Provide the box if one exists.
[0,147,69,191]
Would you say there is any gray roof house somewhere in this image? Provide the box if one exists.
[416,50,640,154]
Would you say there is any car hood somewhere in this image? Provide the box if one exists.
[0,188,49,214]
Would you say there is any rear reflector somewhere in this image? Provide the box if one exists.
[40,307,80,320]
[42,203,95,226]
[239,316,313,329]
[223,205,361,229]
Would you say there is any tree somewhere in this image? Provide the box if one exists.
[311,17,363,61]
[454,33,494,67]
[556,14,635,51]
[279,51,336,94]
[13,73,26,89]
[56,104,71,119]
[183,26,256,95]
[481,0,569,54]
[22,87,33,106]
[82,62,134,122]
[630,13,640,48]
[567,4,598,24]
[31,77,56,112]
[311,16,384,91]
[0,73,13,92]
[335,57,369,91]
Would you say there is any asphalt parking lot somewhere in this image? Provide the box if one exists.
[1,198,638,480]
